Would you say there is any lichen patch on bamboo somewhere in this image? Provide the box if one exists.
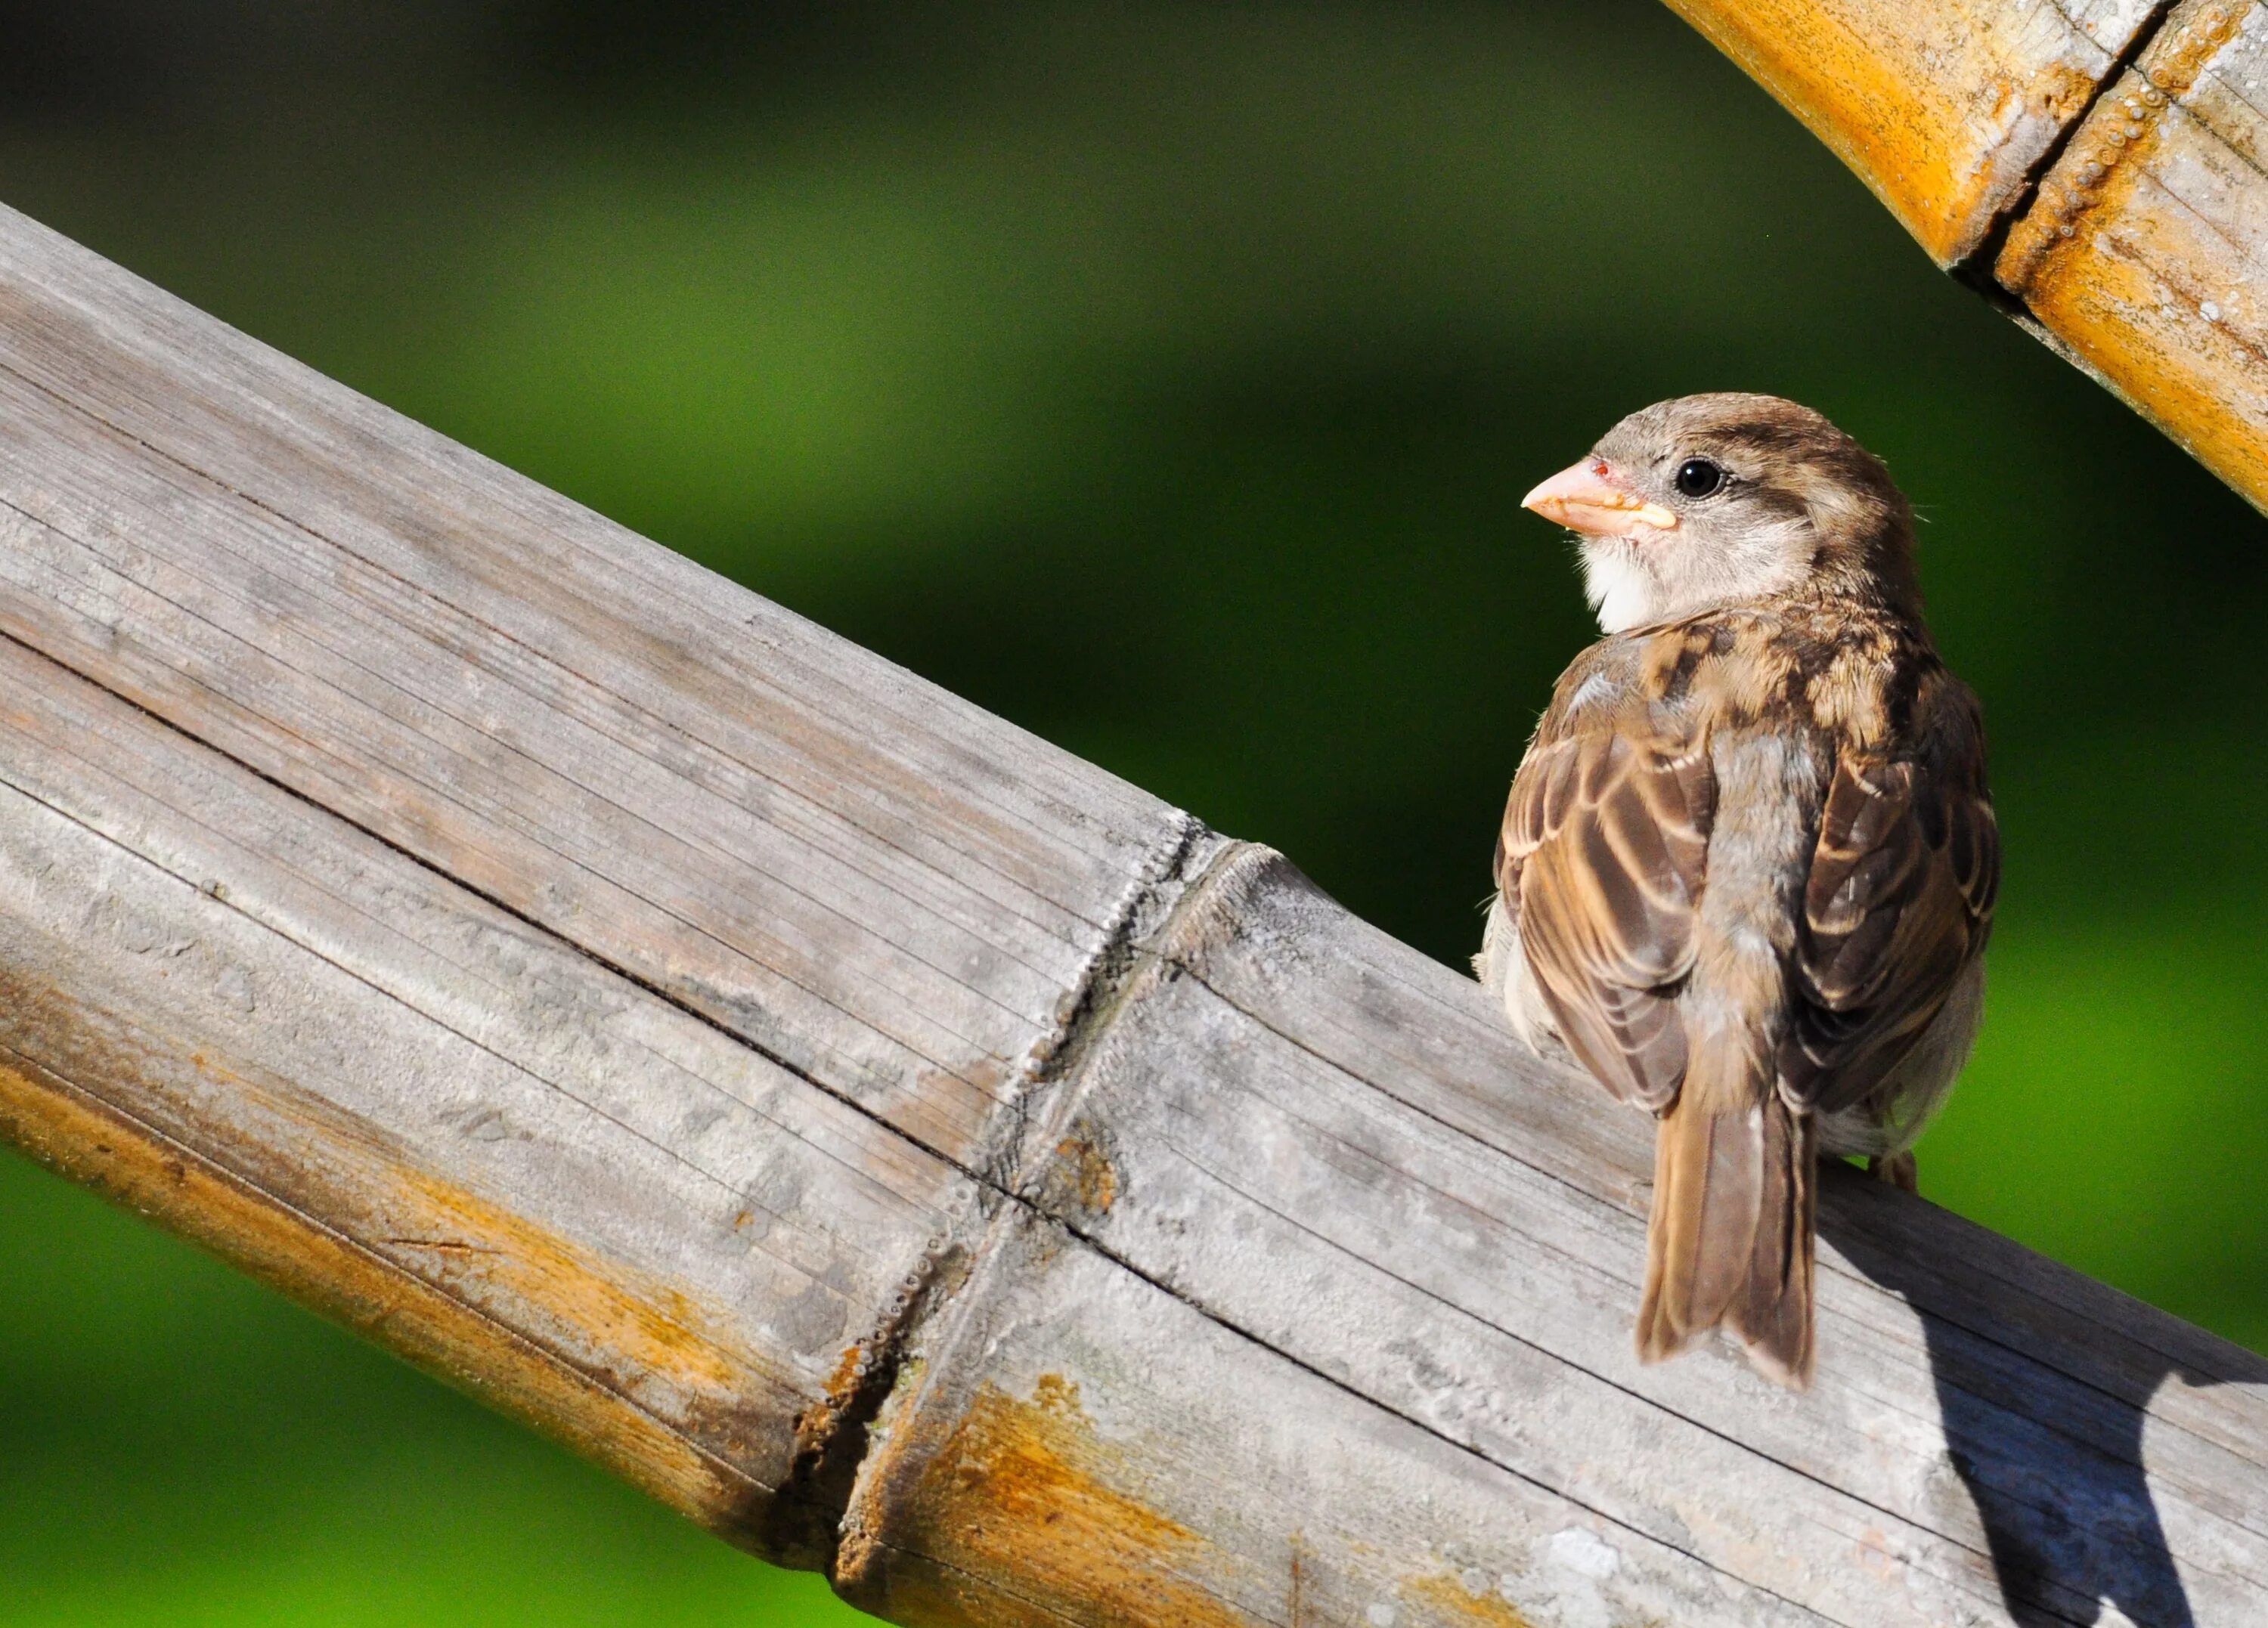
[844,1375,1253,1627]
[1403,1569,1542,1627]
[1048,1129,1120,1216]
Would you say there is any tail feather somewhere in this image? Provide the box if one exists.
[1637,1086,1816,1386]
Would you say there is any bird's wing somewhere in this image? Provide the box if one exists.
[1499,714,1715,1110]
[1780,679,1998,1113]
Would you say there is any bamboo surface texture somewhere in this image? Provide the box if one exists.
[0,170,2264,1628]
[1666,0,2268,515]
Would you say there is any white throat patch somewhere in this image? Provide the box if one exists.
[1580,541,1657,634]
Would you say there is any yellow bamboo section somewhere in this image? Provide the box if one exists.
[1666,0,2268,515]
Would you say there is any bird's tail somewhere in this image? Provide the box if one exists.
[1636,1065,1816,1386]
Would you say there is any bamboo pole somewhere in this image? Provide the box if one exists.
[0,197,2264,1627]
[1663,0,2268,514]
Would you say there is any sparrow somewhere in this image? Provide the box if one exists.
[1476,394,1998,1385]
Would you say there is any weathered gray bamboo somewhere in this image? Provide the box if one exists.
[0,199,2263,1628]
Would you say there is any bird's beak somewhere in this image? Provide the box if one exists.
[1521,459,1680,538]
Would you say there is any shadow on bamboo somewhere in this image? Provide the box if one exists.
[1821,1163,2263,1628]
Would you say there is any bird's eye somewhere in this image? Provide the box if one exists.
[1675,457,1725,498]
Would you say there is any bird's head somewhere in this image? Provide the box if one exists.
[1522,393,1918,634]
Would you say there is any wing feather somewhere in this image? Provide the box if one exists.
[1501,724,1715,1110]
[1781,681,1997,1114]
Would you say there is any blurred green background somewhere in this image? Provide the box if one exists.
[2,2,2263,1623]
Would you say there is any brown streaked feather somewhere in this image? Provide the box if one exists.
[1637,1082,1814,1385]
[1500,723,1715,1110]
[1502,618,1983,1387]
[1735,1099,1816,1385]
[1782,676,1998,1116]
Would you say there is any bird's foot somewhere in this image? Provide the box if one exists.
[1868,1151,1919,1195]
